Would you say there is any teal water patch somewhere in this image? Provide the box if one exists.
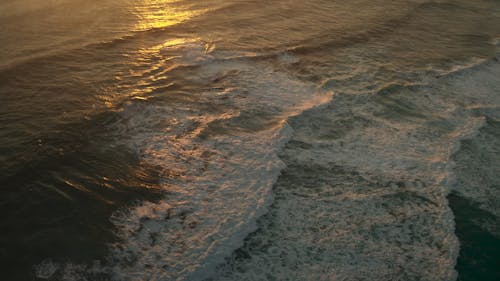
[450,117,500,281]
[448,194,500,281]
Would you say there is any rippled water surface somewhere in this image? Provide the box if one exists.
[1,1,500,280]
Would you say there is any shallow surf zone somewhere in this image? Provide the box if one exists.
[33,42,332,280]
[16,0,500,279]
[208,55,500,280]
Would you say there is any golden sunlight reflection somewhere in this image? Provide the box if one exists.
[101,36,200,109]
[133,0,207,31]
[123,37,197,97]
[97,0,213,107]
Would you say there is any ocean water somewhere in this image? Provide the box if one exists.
[0,1,499,280]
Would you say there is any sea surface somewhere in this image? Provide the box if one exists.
[1,1,499,280]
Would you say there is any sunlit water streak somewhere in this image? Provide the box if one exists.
[1,0,500,280]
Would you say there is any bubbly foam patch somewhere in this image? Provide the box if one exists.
[33,41,332,280]
[451,118,500,220]
[209,59,500,281]
[105,53,332,280]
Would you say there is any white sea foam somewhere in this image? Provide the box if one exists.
[27,2,500,277]
[34,41,333,280]
[210,57,500,281]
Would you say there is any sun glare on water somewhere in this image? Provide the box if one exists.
[132,0,207,31]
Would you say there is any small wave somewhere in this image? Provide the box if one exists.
[209,52,500,281]
[32,44,333,280]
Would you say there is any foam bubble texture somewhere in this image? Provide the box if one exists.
[33,43,333,280]
[210,59,500,281]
